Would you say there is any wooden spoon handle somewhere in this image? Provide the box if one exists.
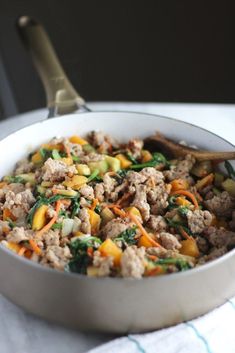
[193,151,235,161]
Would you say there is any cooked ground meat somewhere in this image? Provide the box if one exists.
[131,184,150,221]
[204,191,235,218]
[127,138,143,159]
[79,185,95,200]
[79,208,91,234]
[164,154,196,181]
[41,158,77,182]
[7,227,31,243]
[203,226,235,248]
[147,184,169,215]
[93,250,114,277]
[147,215,167,233]
[187,209,212,234]
[42,230,60,247]
[121,246,145,278]
[159,232,181,250]
[43,245,72,270]
[102,218,129,239]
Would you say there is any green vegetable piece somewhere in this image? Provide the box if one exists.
[87,169,100,183]
[52,149,61,160]
[88,160,108,174]
[4,175,25,184]
[178,206,189,217]
[214,173,224,187]
[71,155,80,162]
[222,178,235,196]
[105,155,121,172]
[51,223,63,230]
[114,226,137,245]
[126,152,138,164]
[130,152,168,170]
[83,144,96,153]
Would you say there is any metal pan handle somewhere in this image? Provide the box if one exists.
[17,16,88,117]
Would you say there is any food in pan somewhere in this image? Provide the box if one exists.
[0,131,235,278]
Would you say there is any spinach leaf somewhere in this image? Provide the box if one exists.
[130,152,169,170]
[225,161,235,179]
[117,169,128,178]
[115,226,137,245]
[51,223,63,230]
[71,196,80,218]
[71,155,80,162]
[94,204,102,214]
[87,169,100,183]
[155,258,191,271]
[178,206,189,217]
[68,236,101,274]
[126,152,138,165]
[167,195,178,210]
[166,218,192,236]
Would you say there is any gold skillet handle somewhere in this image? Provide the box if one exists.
[17,16,88,117]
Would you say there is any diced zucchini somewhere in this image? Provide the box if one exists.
[105,155,121,172]
[37,185,46,195]
[222,178,235,197]
[17,173,36,185]
[83,144,96,153]
[214,173,225,187]
[88,160,109,174]
[54,189,78,197]
[76,164,91,176]
[101,207,115,225]
[191,161,212,178]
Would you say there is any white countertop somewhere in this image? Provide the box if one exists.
[0,102,234,353]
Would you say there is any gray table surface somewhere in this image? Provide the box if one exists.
[0,102,235,353]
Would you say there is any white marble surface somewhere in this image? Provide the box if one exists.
[0,102,234,353]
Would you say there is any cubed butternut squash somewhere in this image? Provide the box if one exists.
[61,157,73,166]
[141,150,153,163]
[115,154,132,169]
[99,238,122,266]
[87,209,101,235]
[76,164,91,176]
[175,197,191,207]
[180,238,200,258]
[125,206,142,221]
[32,205,48,231]
[69,135,88,145]
[3,208,16,221]
[170,179,189,192]
[138,234,155,248]
[31,151,43,164]
[6,242,21,253]
[63,175,88,190]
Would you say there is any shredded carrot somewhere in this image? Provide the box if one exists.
[112,207,127,218]
[29,239,42,255]
[64,144,71,158]
[148,254,158,261]
[87,247,94,257]
[3,208,16,221]
[128,213,162,248]
[146,266,164,276]
[18,246,27,256]
[171,189,199,209]
[91,198,99,211]
[36,200,62,238]
[179,226,192,240]
[116,193,132,206]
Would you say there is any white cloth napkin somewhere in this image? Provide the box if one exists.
[87,298,235,353]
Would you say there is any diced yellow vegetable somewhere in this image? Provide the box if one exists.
[54,189,78,197]
[222,178,235,197]
[141,150,152,163]
[105,156,121,172]
[69,135,88,145]
[31,151,43,164]
[87,209,101,235]
[87,266,99,277]
[175,197,191,207]
[6,242,21,253]
[138,234,154,248]
[195,173,214,190]
[115,154,132,169]
[42,143,63,151]
[170,179,189,192]
[41,181,53,187]
[63,175,88,190]
[0,182,7,189]
[99,238,122,266]
[32,205,48,231]
[125,206,142,221]
[76,164,91,176]
[101,207,115,225]
[61,157,73,166]
[73,231,85,237]
[180,238,200,258]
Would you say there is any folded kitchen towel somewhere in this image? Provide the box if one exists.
[87,298,235,353]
